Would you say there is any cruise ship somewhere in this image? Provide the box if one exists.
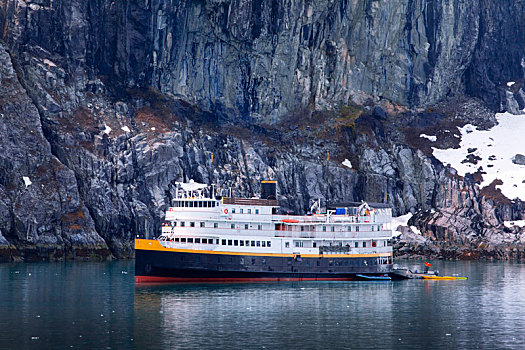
[135,180,394,283]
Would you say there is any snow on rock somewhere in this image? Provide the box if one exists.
[23,176,32,187]
[342,159,352,169]
[103,124,111,135]
[391,213,413,237]
[507,81,516,87]
[420,134,437,142]
[151,127,156,131]
[504,220,525,228]
[432,112,525,200]
[121,126,131,133]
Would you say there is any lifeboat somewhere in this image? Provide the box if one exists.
[282,219,300,223]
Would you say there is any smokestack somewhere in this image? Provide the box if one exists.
[261,180,277,200]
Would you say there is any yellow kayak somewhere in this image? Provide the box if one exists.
[422,275,467,280]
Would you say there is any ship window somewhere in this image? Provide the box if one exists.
[258,224,262,230]
[316,261,320,266]
[331,226,335,232]
[356,226,360,232]
[212,202,216,207]
[267,241,271,247]
[189,201,193,207]
[190,222,195,227]
[245,240,250,246]
[285,242,290,248]
[301,226,304,231]
[252,258,256,265]
[355,242,358,248]
[175,237,180,242]
[244,224,249,230]
[371,225,374,231]
[188,238,193,243]
[232,208,236,214]
[248,209,252,214]
[200,222,205,227]
[214,223,218,228]
[347,226,351,231]
[195,238,200,243]
[255,209,259,214]
[262,241,266,247]
[172,222,177,226]
[240,240,244,246]
[295,242,299,247]
[231,224,235,229]
[384,241,386,247]
[322,226,326,232]
[234,240,238,246]
[181,238,186,243]
[216,239,219,244]
[262,258,266,265]
[251,241,255,247]
[240,209,244,214]
[180,222,185,227]
[363,242,366,248]
[228,240,232,246]
[257,241,261,247]
[202,238,207,244]
[313,242,316,248]
[222,239,226,245]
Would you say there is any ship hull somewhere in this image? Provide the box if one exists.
[135,240,392,284]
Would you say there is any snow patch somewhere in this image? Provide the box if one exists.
[420,134,437,142]
[342,159,352,169]
[391,213,413,237]
[103,125,112,135]
[23,176,32,187]
[507,81,516,87]
[504,220,525,228]
[151,127,156,131]
[410,226,422,235]
[121,126,131,133]
[432,112,525,200]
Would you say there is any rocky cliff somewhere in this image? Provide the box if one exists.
[0,0,524,261]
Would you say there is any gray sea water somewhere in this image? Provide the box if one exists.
[1,260,524,349]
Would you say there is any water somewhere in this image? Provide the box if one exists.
[1,260,525,349]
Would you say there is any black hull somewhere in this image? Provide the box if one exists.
[135,249,392,283]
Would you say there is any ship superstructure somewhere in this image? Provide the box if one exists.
[135,180,394,283]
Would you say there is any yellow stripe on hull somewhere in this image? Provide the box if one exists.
[135,239,393,259]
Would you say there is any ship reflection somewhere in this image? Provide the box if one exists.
[134,282,394,349]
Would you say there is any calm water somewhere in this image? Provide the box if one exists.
[1,260,525,349]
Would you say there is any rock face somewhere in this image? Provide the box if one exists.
[2,0,525,122]
[0,45,110,261]
[0,0,524,261]
[513,154,525,165]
